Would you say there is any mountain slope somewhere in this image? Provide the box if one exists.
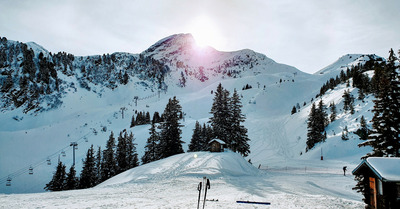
[0,34,382,197]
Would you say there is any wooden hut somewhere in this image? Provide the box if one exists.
[352,157,400,209]
[209,139,226,152]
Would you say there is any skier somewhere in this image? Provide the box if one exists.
[343,166,347,176]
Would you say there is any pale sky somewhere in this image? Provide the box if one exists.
[1,0,399,74]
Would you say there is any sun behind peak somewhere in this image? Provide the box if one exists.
[187,15,225,50]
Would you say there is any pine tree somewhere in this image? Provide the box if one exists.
[230,89,250,157]
[360,49,400,157]
[317,100,329,133]
[329,102,337,122]
[158,97,184,159]
[94,146,102,184]
[352,174,369,206]
[209,83,231,145]
[64,166,78,190]
[291,106,297,115]
[341,126,349,141]
[101,132,117,181]
[142,122,160,164]
[152,111,161,123]
[79,145,97,189]
[130,114,135,127]
[355,116,369,140]
[145,112,151,124]
[306,103,325,151]
[188,121,203,152]
[202,124,214,151]
[126,131,139,169]
[44,161,66,191]
[116,130,128,174]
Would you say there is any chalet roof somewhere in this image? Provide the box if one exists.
[352,157,400,182]
[209,139,226,145]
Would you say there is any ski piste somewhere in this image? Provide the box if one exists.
[197,177,211,209]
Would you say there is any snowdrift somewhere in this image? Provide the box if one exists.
[99,151,259,187]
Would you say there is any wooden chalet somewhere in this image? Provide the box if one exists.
[209,139,226,152]
[352,157,400,209]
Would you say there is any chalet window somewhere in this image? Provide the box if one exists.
[377,179,383,195]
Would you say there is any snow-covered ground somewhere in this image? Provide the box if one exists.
[0,152,364,208]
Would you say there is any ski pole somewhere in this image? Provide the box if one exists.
[197,182,202,209]
[203,178,210,209]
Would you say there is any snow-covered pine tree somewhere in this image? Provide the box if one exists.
[209,83,231,145]
[342,90,354,113]
[158,97,184,159]
[101,132,117,182]
[230,89,250,157]
[306,103,324,151]
[188,121,203,152]
[341,126,349,141]
[360,49,400,157]
[44,161,66,191]
[142,122,160,164]
[64,166,78,190]
[79,145,97,189]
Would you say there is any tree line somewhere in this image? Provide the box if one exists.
[45,83,251,191]
[45,129,138,191]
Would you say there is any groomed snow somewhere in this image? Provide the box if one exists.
[0,152,364,208]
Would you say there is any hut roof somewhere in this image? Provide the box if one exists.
[352,157,400,182]
[209,139,226,145]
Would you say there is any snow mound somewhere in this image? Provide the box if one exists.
[99,151,258,187]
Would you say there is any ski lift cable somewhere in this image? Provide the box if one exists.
[0,131,93,184]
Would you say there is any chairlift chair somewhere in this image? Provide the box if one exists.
[61,150,66,157]
[29,166,33,175]
[47,158,51,165]
[6,177,11,186]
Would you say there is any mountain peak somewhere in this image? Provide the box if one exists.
[144,33,197,55]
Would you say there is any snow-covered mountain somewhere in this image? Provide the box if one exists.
[0,34,385,207]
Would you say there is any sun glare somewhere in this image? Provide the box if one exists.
[188,16,224,49]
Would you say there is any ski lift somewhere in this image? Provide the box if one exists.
[29,166,33,175]
[6,177,11,186]
[61,150,66,157]
[47,158,51,165]
[85,137,88,142]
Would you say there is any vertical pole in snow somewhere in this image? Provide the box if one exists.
[197,182,202,209]
[203,178,210,209]
[321,148,323,160]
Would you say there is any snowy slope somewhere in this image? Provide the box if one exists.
[0,34,383,208]
[0,152,364,208]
